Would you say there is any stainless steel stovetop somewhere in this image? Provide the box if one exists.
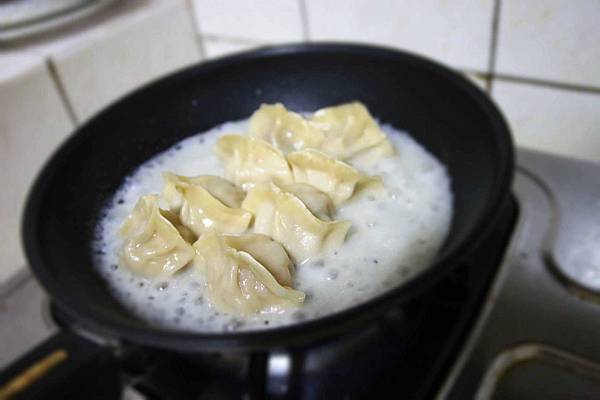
[441,149,600,399]
[1,148,599,399]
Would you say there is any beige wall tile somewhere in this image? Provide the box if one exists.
[0,53,43,81]
[51,1,201,122]
[191,0,303,42]
[0,61,74,283]
[497,0,600,87]
[492,80,600,163]
[306,0,494,71]
[203,39,261,59]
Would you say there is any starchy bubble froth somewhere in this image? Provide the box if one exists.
[93,119,452,332]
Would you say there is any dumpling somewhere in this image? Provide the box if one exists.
[193,230,305,315]
[159,208,197,243]
[287,148,382,206]
[348,138,395,166]
[119,195,195,277]
[222,233,294,286]
[162,172,244,213]
[162,172,244,210]
[161,173,252,236]
[179,185,252,236]
[309,102,394,163]
[280,183,334,221]
[215,134,293,190]
[241,183,351,263]
[249,103,325,153]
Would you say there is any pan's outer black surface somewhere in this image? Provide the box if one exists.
[22,43,513,352]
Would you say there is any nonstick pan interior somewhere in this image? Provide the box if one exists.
[23,44,513,351]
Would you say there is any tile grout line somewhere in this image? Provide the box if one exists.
[494,73,600,95]
[299,0,310,41]
[46,59,78,127]
[486,0,502,93]
[461,68,492,76]
[461,67,600,95]
[184,0,207,59]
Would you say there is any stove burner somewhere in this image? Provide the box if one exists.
[5,149,600,399]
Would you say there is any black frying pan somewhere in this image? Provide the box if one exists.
[21,44,513,355]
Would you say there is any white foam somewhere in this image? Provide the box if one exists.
[93,119,453,333]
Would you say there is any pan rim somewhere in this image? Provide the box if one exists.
[22,42,514,352]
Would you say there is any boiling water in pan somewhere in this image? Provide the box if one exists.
[94,119,453,332]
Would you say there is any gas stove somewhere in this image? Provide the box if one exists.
[1,148,599,399]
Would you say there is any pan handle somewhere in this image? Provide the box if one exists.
[0,331,120,400]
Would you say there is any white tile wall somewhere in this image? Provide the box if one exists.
[0,53,42,82]
[493,80,600,162]
[203,38,261,59]
[497,0,600,87]
[50,0,201,122]
[0,60,74,282]
[191,0,304,43]
[306,0,494,71]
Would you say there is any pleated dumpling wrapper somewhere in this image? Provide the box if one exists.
[119,195,195,277]
[249,103,325,153]
[215,134,293,191]
[241,183,351,263]
[287,148,383,206]
[162,173,245,210]
[309,102,394,164]
[221,233,295,286]
[162,172,252,236]
[193,230,305,315]
[280,182,334,221]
